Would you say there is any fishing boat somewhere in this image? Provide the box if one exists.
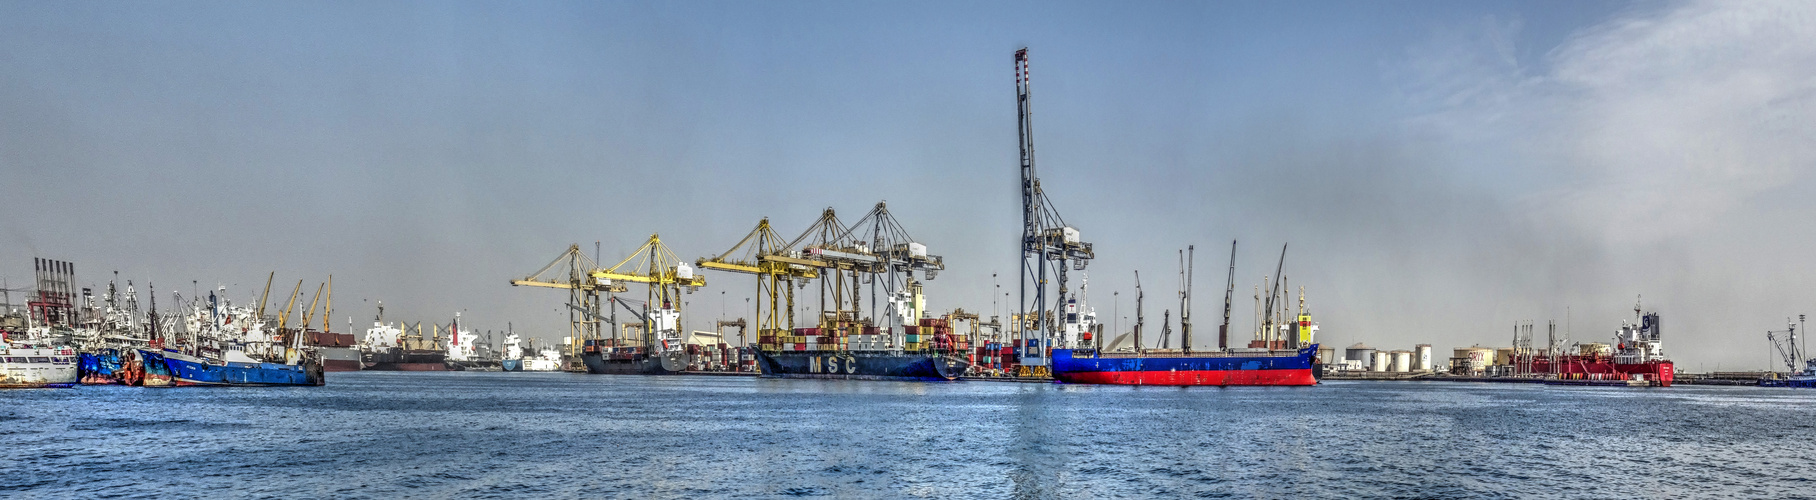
[1761,359,1816,388]
[1761,317,1815,388]
[161,349,322,386]
[158,287,325,386]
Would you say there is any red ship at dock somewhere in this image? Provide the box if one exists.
[1514,300,1673,387]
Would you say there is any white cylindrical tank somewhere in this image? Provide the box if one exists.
[1372,351,1391,372]
[1415,344,1433,371]
[1391,350,1412,372]
[1345,344,1376,368]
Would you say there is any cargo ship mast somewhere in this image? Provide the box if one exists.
[1014,48,1094,372]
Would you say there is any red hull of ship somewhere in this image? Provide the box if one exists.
[1054,368,1317,386]
[1525,359,1674,387]
[323,359,362,372]
[363,362,447,371]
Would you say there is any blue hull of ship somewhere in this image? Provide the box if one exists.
[1051,345,1321,386]
[1761,378,1816,388]
[79,351,124,384]
[501,359,523,371]
[162,353,322,386]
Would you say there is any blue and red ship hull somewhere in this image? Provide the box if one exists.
[1051,344,1320,386]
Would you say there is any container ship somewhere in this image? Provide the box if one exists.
[1521,300,1673,387]
[752,284,967,381]
[579,301,688,375]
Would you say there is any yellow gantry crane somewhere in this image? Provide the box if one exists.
[697,218,821,343]
[511,244,623,363]
[598,234,705,354]
[513,235,705,364]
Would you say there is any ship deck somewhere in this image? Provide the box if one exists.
[1087,349,1306,359]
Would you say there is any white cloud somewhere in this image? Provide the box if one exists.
[1405,1,1816,244]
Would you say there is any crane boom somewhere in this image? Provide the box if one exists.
[1220,240,1236,351]
[276,280,302,331]
[256,271,274,319]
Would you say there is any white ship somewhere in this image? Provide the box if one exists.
[1,338,78,388]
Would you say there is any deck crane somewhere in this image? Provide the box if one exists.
[1014,48,1095,374]
[1769,318,1803,374]
[696,218,821,344]
[512,244,626,362]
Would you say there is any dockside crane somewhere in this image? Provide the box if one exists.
[697,218,820,344]
[595,234,706,359]
[1014,48,1095,374]
[817,202,944,345]
[512,244,625,362]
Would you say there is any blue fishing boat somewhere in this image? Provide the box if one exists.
[1761,319,1814,388]
[79,349,126,385]
[1761,359,1816,388]
[161,350,324,386]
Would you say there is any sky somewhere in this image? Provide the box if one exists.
[2,1,1812,371]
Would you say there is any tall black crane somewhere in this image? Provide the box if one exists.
[1015,48,1095,372]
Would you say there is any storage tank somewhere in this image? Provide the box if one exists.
[1345,343,1376,369]
[1391,350,1413,372]
[1371,351,1391,372]
[1453,347,1493,374]
[1415,344,1433,371]
[1494,347,1515,366]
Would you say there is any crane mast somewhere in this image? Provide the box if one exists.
[1015,48,1094,373]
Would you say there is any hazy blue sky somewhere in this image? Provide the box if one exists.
[3,1,1812,370]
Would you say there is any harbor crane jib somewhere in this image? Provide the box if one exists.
[697,218,821,340]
